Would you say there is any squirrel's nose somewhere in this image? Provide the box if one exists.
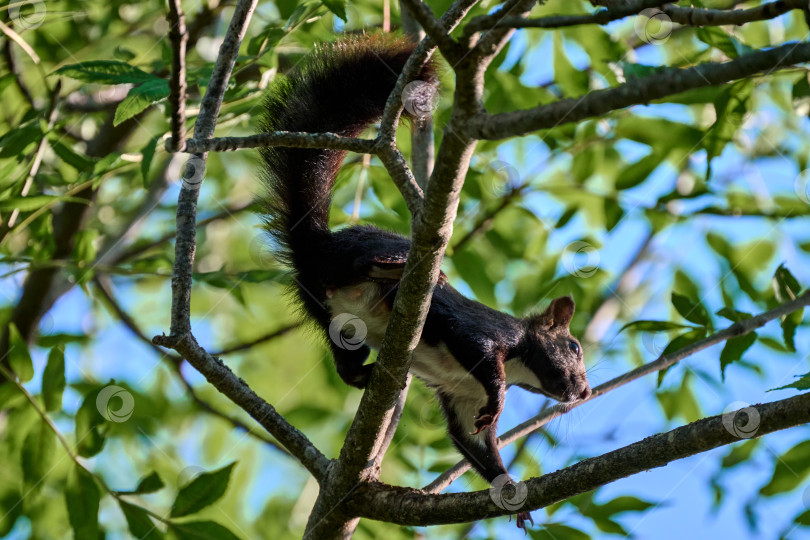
[579,386,592,400]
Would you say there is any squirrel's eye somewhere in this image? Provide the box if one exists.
[568,341,580,355]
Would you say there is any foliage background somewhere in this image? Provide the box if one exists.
[0,0,809,538]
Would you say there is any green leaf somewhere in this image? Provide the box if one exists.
[721,439,759,468]
[48,137,94,172]
[715,307,751,323]
[134,472,165,494]
[21,422,56,488]
[769,372,810,392]
[54,60,157,84]
[0,195,90,212]
[140,136,160,187]
[75,389,107,458]
[671,292,711,328]
[760,441,810,496]
[321,0,347,21]
[695,27,752,58]
[65,465,100,540]
[594,496,655,516]
[42,347,66,411]
[7,323,33,383]
[553,33,589,97]
[796,509,810,526]
[168,520,242,540]
[773,263,802,302]
[782,307,803,352]
[529,523,590,540]
[719,332,757,380]
[114,79,170,126]
[170,462,236,517]
[0,121,42,158]
[619,320,694,333]
[705,80,752,176]
[120,501,163,539]
[615,148,667,190]
[657,328,707,386]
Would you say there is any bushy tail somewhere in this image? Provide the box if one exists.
[258,35,436,287]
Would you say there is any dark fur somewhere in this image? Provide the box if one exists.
[258,36,591,523]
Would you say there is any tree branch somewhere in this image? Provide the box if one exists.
[472,0,668,31]
[495,0,804,29]
[153,332,330,479]
[352,391,810,524]
[166,0,189,152]
[179,131,376,154]
[398,0,465,62]
[466,41,810,140]
[424,291,810,492]
[165,0,257,337]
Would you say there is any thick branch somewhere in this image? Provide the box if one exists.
[179,132,376,154]
[153,333,329,479]
[352,392,810,524]
[167,0,257,337]
[398,0,464,62]
[425,291,810,492]
[475,0,667,31]
[497,0,803,29]
[466,41,810,140]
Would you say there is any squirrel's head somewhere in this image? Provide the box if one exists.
[513,296,591,403]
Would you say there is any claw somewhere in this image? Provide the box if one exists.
[515,511,534,532]
[472,413,494,435]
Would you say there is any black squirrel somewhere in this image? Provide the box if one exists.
[258,35,591,529]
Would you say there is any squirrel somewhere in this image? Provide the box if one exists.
[258,34,592,530]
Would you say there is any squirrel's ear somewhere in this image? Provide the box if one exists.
[531,296,575,331]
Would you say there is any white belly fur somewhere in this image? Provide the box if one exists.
[325,282,489,435]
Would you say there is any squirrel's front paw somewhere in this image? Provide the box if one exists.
[472,406,500,434]
[514,511,534,532]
